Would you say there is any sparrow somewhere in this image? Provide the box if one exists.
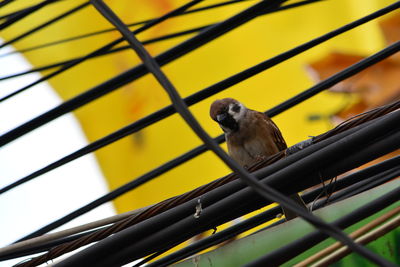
[210,98,307,220]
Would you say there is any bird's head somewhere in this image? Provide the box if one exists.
[210,98,246,133]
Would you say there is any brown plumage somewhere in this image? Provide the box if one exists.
[210,98,307,220]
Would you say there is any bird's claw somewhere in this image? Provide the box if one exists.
[255,155,267,163]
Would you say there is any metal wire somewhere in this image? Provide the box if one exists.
[0,1,90,49]
[0,24,212,84]
[0,0,14,9]
[0,0,59,31]
[327,168,400,203]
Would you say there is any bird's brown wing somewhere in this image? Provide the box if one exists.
[258,112,287,151]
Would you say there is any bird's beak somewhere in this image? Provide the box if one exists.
[216,113,227,123]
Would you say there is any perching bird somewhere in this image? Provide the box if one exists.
[210,98,307,220]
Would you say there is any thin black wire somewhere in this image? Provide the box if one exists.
[2,1,398,197]
[131,249,170,267]
[0,25,209,71]
[0,0,275,149]
[0,24,212,84]
[0,0,59,31]
[87,1,396,267]
[0,228,102,261]
[0,1,90,49]
[0,0,252,58]
[0,0,14,9]
[328,168,400,203]
[11,42,400,242]
[0,1,44,27]
[0,6,27,20]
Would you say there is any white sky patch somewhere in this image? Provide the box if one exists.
[0,40,115,266]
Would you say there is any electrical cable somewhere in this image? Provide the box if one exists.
[0,0,59,31]
[0,1,90,49]
[0,24,212,84]
[328,168,400,203]
[0,0,14,9]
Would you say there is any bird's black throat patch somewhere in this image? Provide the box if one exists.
[219,113,239,132]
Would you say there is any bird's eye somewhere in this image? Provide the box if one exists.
[232,104,241,113]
